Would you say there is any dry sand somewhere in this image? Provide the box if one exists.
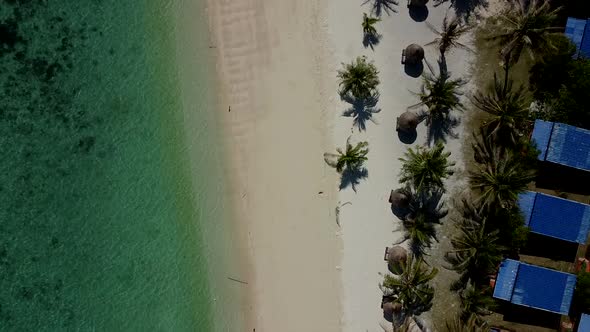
[206,0,477,331]
[326,1,473,331]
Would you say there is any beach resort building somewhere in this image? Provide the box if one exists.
[531,119,590,173]
[493,259,577,315]
[518,191,590,244]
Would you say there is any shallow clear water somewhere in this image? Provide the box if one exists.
[0,0,224,330]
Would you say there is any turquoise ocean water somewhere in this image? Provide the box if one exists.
[0,0,238,330]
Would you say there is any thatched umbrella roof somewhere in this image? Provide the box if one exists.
[404,44,424,64]
[387,246,408,265]
[382,301,402,317]
[389,189,410,208]
[396,111,420,132]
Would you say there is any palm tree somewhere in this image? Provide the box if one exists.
[446,214,503,290]
[399,141,455,192]
[411,71,465,125]
[468,148,535,209]
[402,210,438,258]
[362,13,380,36]
[486,0,561,87]
[337,56,380,99]
[459,285,496,322]
[381,254,438,316]
[472,74,530,146]
[324,137,369,173]
[426,15,472,56]
[443,314,487,332]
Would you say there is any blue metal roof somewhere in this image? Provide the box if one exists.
[493,259,576,315]
[531,119,553,161]
[517,191,536,227]
[517,191,590,243]
[580,314,590,332]
[493,259,519,301]
[531,120,590,172]
[565,17,587,55]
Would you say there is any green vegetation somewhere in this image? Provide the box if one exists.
[414,72,465,126]
[472,74,530,146]
[362,13,380,37]
[469,146,535,209]
[381,254,438,316]
[459,286,496,323]
[446,210,503,290]
[426,15,472,56]
[485,0,562,76]
[324,137,369,173]
[529,35,590,129]
[442,315,487,332]
[399,142,455,192]
[337,56,380,99]
[574,272,590,312]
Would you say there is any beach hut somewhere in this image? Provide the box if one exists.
[402,44,424,65]
[493,259,576,315]
[518,191,590,244]
[531,119,590,172]
[389,189,410,208]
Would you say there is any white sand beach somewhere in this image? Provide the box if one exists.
[206,0,482,330]
[326,1,477,331]
[206,0,342,331]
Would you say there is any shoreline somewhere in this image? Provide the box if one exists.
[205,0,343,330]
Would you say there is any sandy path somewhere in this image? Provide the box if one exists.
[206,0,342,331]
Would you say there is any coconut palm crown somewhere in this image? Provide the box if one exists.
[337,55,380,99]
[324,137,369,173]
[426,15,472,55]
[399,141,455,192]
[362,13,380,36]
[446,211,504,290]
[472,74,530,145]
[486,0,562,67]
[469,146,535,209]
[381,254,438,316]
[412,71,465,124]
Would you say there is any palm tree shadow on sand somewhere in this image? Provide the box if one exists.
[342,94,381,131]
[426,113,461,146]
[434,0,489,20]
[362,0,399,17]
[363,33,382,50]
[340,167,369,192]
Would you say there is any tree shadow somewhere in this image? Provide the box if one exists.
[438,53,448,77]
[339,167,369,192]
[409,5,429,22]
[362,0,399,17]
[433,0,489,20]
[426,112,461,146]
[363,32,381,50]
[342,94,381,131]
[404,61,424,78]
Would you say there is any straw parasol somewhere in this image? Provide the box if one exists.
[382,301,402,317]
[404,44,424,65]
[387,246,408,267]
[396,111,420,132]
[389,189,410,209]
